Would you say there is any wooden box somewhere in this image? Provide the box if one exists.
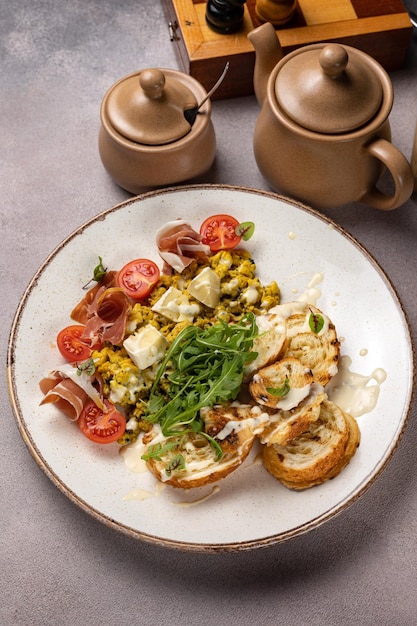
[162,0,413,99]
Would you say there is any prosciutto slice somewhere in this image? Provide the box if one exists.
[71,272,132,347]
[81,287,132,347]
[39,364,106,420]
[156,219,210,272]
[40,373,88,421]
[71,271,118,325]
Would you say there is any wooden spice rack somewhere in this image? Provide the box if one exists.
[162,0,413,100]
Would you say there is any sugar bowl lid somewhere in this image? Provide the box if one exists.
[275,44,383,134]
[104,68,198,145]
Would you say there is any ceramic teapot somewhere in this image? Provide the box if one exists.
[248,23,414,210]
[99,68,216,194]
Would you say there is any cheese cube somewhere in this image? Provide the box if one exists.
[123,325,168,370]
[151,286,200,322]
[187,266,220,308]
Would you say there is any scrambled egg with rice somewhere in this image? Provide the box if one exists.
[92,249,280,444]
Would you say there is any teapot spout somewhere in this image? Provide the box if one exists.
[248,22,283,106]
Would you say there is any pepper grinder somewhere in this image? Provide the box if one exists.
[206,0,247,34]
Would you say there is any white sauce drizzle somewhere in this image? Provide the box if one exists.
[123,488,154,501]
[174,485,220,508]
[119,437,148,474]
[122,482,166,501]
[242,285,260,304]
[326,355,387,417]
[297,272,324,306]
[215,408,269,440]
[275,384,311,411]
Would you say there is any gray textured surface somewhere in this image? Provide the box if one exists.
[2,2,417,625]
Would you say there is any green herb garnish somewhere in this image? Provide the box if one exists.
[83,256,107,289]
[76,357,95,377]
[266,376,290,398]
[309,310,324,334]
[165,454,186,476]
[236,221,255,241]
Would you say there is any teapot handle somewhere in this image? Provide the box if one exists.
[362,138,414,210]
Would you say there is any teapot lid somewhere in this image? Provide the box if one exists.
[275,44,383,134]
[104,68,198,145]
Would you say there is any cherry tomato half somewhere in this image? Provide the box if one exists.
[117,258,160,301]
[78,400,126,444]
[200,214,241,252]
[57,325,92,363]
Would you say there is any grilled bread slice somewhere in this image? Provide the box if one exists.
[276,410,360,490]
[263,399,358,489]
[249,356,313,410]
[269,302,340,386]
[258,383,326,446]
[143,403,269,489]
[243,312,287,381]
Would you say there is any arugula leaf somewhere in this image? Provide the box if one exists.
[141,439,178,462]
[201,432,224,461]
[145,313,258,437]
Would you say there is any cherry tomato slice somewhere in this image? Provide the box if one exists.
[57,325,92,363]
[200,214,241,252]
[117,258,160,300]
[78,400,126,444]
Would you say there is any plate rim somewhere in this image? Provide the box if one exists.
[6,183,416,552]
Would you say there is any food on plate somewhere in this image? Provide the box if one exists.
[262,399,360,490]
[39,362,105,420]
[117,258,160,301]
[39,213,360,492]
[156,219,210,272]
[143,403,269,488]
[258,382,326,447]
[272,301,340,386]
[78,399,126,444]
[242,311,287,381]
[56,325,93,363]
[249,356,314,410]
[200,213,242,251]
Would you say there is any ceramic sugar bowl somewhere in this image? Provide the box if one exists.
[248,23,414,210]
[99,68,216,194]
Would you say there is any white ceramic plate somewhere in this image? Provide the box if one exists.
[7,185,415,552]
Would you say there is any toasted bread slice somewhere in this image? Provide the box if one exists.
[274,302,340,386]
[144,403,269,489]
[249,356,313,410]
[259,383,326,446]
[277,410,361,490]
[243,313,286,381]
[322,410,360,480]
[262,399,351,489]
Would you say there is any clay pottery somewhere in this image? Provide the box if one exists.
[248,23,414,210]
[99,68,216,194]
